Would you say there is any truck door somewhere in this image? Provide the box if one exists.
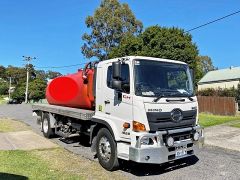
[103,62,132,140]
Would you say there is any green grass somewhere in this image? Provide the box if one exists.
[0,119,30,132]
[231,122,240,128]
[0,119,124,180]
[0,150,82,180]
[199,113,240,128]
[0,148,124,180]
[0,99,7,104]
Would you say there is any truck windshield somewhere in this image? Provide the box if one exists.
[134,60,194,97]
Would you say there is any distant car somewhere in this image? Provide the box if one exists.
[8,99,23,104]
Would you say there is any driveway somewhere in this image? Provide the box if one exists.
[0,104,240,180]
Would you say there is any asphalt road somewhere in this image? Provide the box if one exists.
[0,104,240,180]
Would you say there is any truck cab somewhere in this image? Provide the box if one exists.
[93,56,204,168]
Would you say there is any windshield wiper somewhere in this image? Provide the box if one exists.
[187,96,194,101]
[153,95,165,102]
[166,91,195,102]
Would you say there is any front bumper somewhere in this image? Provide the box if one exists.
[129,125,204,164]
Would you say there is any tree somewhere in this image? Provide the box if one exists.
[5,66,26,85]
[109,26,199,67]
[12,83,25,102]
[197,56,215,74]
[0,66,6,79]
[46,71,62,79]
[195,56,216,85]
[35,70,47,80]
[82,0,143,60]
[237,83,240,101]
[29,78,47,102]
[0,78,8,95]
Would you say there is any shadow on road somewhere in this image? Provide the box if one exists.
[59,134,91,147]
[0,173,28,180]
[119,155,199,176]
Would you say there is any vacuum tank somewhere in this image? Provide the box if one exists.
[46,62,96,109]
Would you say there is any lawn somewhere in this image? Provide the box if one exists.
[0,118,124,180]
[0,148,124,180]
[0,119,30,132]
[230,122,240,128]
[0,95,7,104]
[0,150,82,180]
[199,113,240,128]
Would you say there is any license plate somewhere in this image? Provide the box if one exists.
[175,149,187,157]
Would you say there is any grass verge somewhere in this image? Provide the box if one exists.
[231,123,240,128]
[0,95,7,104]
[0,118,30,132]
[0,150,82,180]
[199,113,240,128]
[0,119,124,179]
[0,148,124,180]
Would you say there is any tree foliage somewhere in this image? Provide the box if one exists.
[196,56,215,74]
[0,79,8,95]
[109,26,199,67]
[82,0,143,60]
[29,78,47,101]
[12,83,25,102]
[195,55,216,83]
[237,83,240,101]
[197,87,237,98]
[46,71,62,79]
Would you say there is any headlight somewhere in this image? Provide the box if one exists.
[193,132,200,141]
[166,136,174,147]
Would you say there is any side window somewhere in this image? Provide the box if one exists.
[107,64,130,94]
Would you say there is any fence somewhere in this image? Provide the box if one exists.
[197,96,237,116]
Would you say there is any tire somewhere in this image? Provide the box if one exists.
[42,113,54,138]
[96,128,119,171]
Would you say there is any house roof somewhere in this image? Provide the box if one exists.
[198,66,240,84]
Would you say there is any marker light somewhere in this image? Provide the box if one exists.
[123,122,130,129]
[133,121,146,132]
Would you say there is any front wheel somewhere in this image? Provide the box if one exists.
[96,128,119,171]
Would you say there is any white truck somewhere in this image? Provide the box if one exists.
[32,56,204,171]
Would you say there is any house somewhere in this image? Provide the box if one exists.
[198,66,240,91]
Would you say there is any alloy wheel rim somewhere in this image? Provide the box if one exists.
[99,136,111,162]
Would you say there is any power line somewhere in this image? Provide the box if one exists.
[34,10,240,69]
[186,10,240,32]
[35,61,94,69]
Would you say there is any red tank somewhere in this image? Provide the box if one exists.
[46,62,96,109]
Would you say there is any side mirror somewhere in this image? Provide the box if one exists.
[112,61,121,79]
[112,79,122,91]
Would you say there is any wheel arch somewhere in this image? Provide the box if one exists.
[90,118,116,144]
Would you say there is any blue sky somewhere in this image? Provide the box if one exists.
[0,0,239,74]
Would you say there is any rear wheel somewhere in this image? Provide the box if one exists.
[42,113,54,138]
[96,128,119,171]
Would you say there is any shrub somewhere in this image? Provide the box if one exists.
[197,87,238,98]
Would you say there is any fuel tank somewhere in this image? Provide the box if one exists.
[46,62,96,109]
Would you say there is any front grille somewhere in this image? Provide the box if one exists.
[147,110,197,131]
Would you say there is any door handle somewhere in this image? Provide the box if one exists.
[104,100,110,104]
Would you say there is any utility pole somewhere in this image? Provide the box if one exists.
[8,77,12,101]
[23,56,36,104]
